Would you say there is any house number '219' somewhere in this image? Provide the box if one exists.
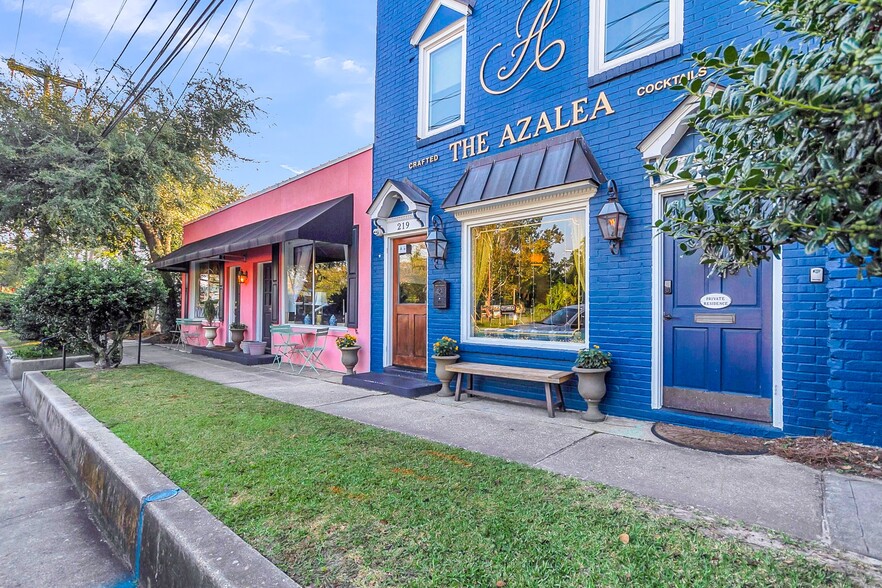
[395,220,412,232]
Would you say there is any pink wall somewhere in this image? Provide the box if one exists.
[182,147,373,374]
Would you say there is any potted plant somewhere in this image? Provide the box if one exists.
[201,299,219,349]
[335,333,360,375]
[573,345,612,422]
[229,322,248,352]
[432,336,460,397]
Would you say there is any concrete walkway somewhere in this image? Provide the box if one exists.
[0,367,128,588]
[141,347,882,562]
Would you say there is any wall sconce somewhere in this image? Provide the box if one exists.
[596,180,629,255]
[237,270,249,285]
[425,215,449,269]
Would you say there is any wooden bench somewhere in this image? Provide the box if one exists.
[446,362,574,418]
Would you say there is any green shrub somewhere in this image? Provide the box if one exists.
[15,258,166,369]
[0,293,15,327]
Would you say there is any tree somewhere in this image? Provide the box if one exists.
[14,258,166,369]
[0,64,259,325]
[650,0,882,277]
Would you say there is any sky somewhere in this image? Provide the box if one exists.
[0,0,377,194]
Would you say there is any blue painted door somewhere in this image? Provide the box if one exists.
[662,212,773,421]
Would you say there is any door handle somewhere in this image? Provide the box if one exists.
[664,313,674,321]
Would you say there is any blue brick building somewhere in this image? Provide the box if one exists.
[360,0,881,446]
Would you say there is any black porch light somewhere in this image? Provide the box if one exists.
[426,215,449,268]
[596,180,628,255]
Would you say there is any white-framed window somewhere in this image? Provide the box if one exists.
[589,0,683,75]
[283,240,349,327]
[418,21,466,139]
[462,205,589,349]
[190,260,224,320]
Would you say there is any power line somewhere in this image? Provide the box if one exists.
[55,0,77,56]
[168,2,218,88]
[83,0,159,116]
[216,0,253,74]
[147,0,241,152]
[13,0,25,58]
[89,0,129,67]
[101,0,227,138]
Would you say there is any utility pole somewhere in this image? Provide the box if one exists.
[6,58,83,99]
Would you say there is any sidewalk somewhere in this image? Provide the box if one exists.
[142,346,882,561]
[0,367,128,588]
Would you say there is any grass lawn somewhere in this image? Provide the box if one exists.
[49,366,850,587]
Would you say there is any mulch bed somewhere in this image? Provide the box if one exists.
[652,423,882,478]
[766,436,882,479]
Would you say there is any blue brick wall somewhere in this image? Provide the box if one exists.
[371,0,882,444]
[826,256,882,446]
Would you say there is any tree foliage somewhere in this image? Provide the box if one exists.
[0,64,259,326]
[650,0,882,276]
[14,258,166,369]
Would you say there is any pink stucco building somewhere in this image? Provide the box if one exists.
[153,146,372,374]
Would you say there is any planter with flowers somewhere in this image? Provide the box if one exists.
[573,345,612,422]
[432,336,460,397]
[336,333,361,375]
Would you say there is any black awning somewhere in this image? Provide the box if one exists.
[442,131,606,210]
[151,195,353,272]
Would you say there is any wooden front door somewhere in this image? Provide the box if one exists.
[392,236,428,369]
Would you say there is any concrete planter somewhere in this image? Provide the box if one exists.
[339,345,361,375]
[573,367,611,422]
[202,325,218,349]
[0,343,91,383]
[433,354,460,397]
[229,328,247,352]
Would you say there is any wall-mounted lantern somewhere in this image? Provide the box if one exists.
[596,180,628,255]
[425,215,449,268]
[237,270,249,285]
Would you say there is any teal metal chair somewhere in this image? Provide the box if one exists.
[296,327,330,375]
[270,324,301,371]
[180,318,203,349]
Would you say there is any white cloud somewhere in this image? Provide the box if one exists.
[312,55,372,83]
[341,59,366,75]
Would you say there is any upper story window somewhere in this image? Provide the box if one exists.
[589,0,683,75]
[412,0,471,139]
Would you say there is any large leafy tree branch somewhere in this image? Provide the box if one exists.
[650,0,882,276]
[0,64,261,324]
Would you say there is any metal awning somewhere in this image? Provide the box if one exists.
[151,195,353,272]
[441,131,606,211]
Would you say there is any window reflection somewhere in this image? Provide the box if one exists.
[284,241,348,326]
[398,242,428,304]
[471,212,585,344]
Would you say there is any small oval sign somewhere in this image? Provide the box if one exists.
[700,293,732,310]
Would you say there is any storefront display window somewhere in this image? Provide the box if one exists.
[194,261,223,320]
[469,211,586,345]
[284,241,349,326]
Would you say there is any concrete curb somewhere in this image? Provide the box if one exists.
[20,372,300,588]
[0,338,91,382]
